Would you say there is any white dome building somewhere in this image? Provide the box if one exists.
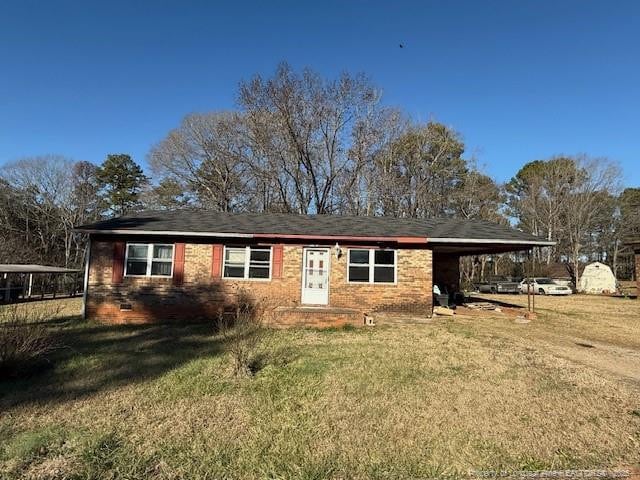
[579,262,617,294]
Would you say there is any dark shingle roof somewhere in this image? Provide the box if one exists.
[76,210,552,245]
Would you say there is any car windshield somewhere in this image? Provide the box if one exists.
[535,278,555,284]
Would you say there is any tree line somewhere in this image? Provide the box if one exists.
[1,63,638,283]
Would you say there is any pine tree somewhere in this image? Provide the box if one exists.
[96,154,148,216]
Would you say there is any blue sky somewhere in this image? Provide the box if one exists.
[1,0,639,186]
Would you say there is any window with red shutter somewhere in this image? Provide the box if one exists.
[211,244,223,278]
[272,244,284,279]
[112,242,125,284]
[173,243,185,285]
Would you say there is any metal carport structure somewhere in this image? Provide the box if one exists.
[0,264,82,303]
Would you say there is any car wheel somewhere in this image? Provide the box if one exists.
[538,288,546,295]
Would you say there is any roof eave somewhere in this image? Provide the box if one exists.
[75,228,551,246]
[75,228,429,243]
[428,237,555,246]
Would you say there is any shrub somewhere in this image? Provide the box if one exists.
[0,305,59,379]
[218,289,268,377]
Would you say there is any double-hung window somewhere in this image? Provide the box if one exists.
[125,243,174,277]
[223,246,272,280]
[347,248,396,284]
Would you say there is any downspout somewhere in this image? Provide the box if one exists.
[82,236,91,320]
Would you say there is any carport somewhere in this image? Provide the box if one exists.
[431,240,554,290]
[427,221,554,313]
[0,264,82,303]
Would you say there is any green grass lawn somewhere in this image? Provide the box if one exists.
[1,298,639,479]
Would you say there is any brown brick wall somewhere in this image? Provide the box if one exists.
[86,239,433,325]
[270,308,366,329]
[329,248,432,314]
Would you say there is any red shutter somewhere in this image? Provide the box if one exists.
[173,243,185,285]
[211,244,223,278]
[112,242,125,284]
[272,244,284,279]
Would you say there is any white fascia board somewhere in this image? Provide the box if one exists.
[428,237,555,246]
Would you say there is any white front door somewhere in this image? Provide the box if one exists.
[301,248,330,305]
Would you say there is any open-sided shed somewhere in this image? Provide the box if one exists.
[0,264,82,303]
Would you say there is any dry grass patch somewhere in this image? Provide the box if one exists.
[1,298,639,479]
[478,293,640,348]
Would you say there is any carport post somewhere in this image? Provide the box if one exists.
[81,237,91,320]
[532,279,535,312]
[27,273,33,298]
[526,248,535,314]
[4,278,10,303]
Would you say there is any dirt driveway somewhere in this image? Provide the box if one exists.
[456,293,640,389]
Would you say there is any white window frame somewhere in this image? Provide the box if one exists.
[222,246,272,281]
[347,248,397,285]
[124,243,175,278]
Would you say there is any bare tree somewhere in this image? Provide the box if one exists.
[376,121,467,218]
[0,155,98,267]
[339,108,408,215]
[507,157,582,265]
[452,170,504,222]
[562,156,621,288]
[148,112,250,211]
[149,66,479,221]
[3,156,74,265]
[239,62,382,214]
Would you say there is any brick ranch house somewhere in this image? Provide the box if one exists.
[76,211,553,327]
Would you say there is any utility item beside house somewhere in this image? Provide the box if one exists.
[75,211,553,327]
[578,262,618,294]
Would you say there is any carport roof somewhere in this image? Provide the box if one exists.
[76,211,553,254]
[0,264,81,274]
